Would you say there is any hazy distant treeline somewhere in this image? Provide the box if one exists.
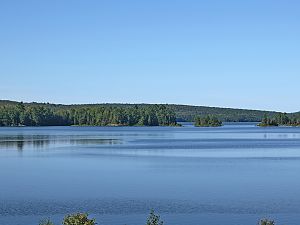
[0,102,177,127]
[169,104,279,122]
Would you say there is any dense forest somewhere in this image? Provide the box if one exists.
[0,101,177,127]
[0,100,298,126]
[258,113,300,127]
[169,104,279,122]
[195,115,222,127]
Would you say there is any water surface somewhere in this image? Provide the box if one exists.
[0,123,300,225]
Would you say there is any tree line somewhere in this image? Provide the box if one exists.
[1,100,285,123]
[259,113,300,127]
[0,102,178,127]
[1,100,299,126]
[168,104,278,122]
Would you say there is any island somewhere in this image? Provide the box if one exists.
[194,115,222,127]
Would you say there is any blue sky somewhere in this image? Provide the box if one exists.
[0,0,299,112]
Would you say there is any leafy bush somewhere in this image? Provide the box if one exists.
[63,213,96,225]
[146,210,164,225]
[39,218,54,225]
[259,219,275,225]
[37,211,278,225]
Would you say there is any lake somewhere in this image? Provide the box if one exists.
[0,123,300,225]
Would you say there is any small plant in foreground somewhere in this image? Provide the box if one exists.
[146,209,164,225]
[259,218,275,225]
[39,218,54,225]
[63,213,96,225]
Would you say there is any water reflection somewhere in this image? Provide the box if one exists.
[0,135,120,151]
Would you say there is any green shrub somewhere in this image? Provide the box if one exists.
[146,209,163,225]
[63,213,96,225]
[259,219,275,225]
[39,218,54,225]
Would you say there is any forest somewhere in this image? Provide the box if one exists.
[169,104,279,122]
[0,101,177,127]
[195,115,222,127]
[258,113,300,127]
[1,100,299,126]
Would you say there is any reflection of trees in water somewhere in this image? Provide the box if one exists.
[0,135,51,151]
[70,138,119,145]
[16,140,24,151]
[0,135,120,151]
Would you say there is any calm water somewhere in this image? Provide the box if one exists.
[1,123,300,225]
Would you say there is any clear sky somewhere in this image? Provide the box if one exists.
[0,0,299,112]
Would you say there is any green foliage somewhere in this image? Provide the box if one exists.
[36,211,278,225]
[39,218,54,225]
[259,218,275,225]
[259,114,279,127]
[195,115,222,127]
[258,113,300,127]
[0,101,177,127]
[168,104,278,122]
[146,210,163,225]
[1,100,297,125]
[63,213,96,225]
